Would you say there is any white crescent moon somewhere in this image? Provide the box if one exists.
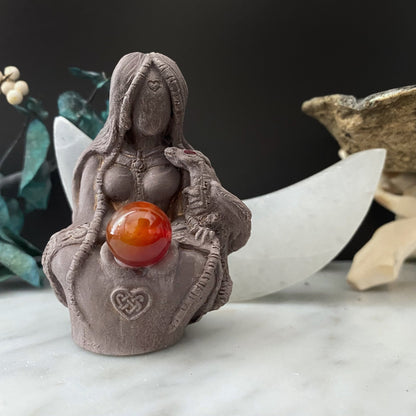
[53,117,386,301]
[54,117,93,207]
[229,149,385,301]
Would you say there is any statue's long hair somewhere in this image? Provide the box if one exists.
[67,52,193,323]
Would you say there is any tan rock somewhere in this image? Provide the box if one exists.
[304,86,416,290]
[347,217,416,290]
[302,86,416,172]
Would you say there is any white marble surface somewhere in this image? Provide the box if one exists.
[1,261,416,416]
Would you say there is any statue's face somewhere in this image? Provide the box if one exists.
[132,66,171,137]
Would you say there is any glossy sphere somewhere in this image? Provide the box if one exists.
[106,201,172,268]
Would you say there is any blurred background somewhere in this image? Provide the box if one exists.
[0,0,414,258]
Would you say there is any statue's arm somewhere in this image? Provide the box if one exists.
[72,155,101,225]
[185,163,251,251]
[209,181,251,252]
[164,147,251,249]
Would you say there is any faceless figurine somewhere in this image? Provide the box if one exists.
[42,52,251,355]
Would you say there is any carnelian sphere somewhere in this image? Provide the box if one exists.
[106,201,172,268]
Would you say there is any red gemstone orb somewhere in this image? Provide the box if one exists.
[106,201,172,268]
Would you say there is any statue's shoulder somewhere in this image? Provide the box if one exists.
[72,151,105,203]
[76,151,104,180]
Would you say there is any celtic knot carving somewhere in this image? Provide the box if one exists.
[110,287,152,320]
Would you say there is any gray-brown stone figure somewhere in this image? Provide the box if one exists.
[42,52,251,355]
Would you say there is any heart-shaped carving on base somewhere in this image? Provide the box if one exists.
[110,287,152,320]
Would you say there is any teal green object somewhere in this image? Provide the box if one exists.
[0,241,41,286]
[0,197,24,234]
[0,226,41,256]
[15,97,49,121]
[0,195,9,226]
[0,266,44,284]
[68,67,110,89]
[0,194,41,256]
[20,162,52,212]
[6,199,24,234]
[0,267,14,282]
[0,195,42,286]
[26,97,49,121]
[101,99,109,123]
[19,119,51,212]
[58,91,105,139]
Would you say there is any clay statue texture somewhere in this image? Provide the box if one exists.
[42,52,251,355]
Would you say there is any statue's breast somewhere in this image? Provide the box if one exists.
[103,150,181,211]
[103,163,134,202]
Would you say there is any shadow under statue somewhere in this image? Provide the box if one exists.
[42,52,251,355]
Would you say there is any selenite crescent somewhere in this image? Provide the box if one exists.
[53,117,94,207]
[229,149,386,301]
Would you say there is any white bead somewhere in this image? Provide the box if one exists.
[14,80,29,96]
[4,66,20,81]
[6,89,23,105]
[1,80,15,95]
[0,71,3,85]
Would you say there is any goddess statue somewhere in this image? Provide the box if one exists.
[43,52,251,355]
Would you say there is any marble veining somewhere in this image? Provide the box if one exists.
[1,261,416,415]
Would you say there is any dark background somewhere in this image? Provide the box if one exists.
[1,0,414,258]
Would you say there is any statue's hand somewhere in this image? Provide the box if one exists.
[195,226,215,245]
[184,204,218,244]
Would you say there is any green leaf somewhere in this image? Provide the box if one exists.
[0,196,24,236]
[0,194,9,227]
[25,97,49,121]
[0,227,41,257]
[6,199,24,234]
[100,99,109,122]
[0,266,15,282]
[96,78,110,89]
[0,239,42,286]
[0,194,39,275]
[68,67,100,79]
[68,67,109,89]
[14,104,30,116]
[14,97,48,121]
[58,91,104,139]
[19,119,51,211]
[19,119,50,190]
[19,162,51,212]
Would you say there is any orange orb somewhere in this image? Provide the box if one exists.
[106,201,172,268]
